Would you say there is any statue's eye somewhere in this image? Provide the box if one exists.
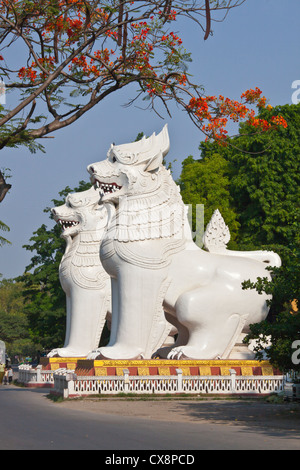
[66,196,74,208]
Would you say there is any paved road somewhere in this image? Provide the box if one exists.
[1,384,300,452]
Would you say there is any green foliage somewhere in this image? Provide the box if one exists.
[178,103,299,372]
[242,246,299,316]
[244,307,300,374]
[0,105,47,153]
[225,104,300,249]
[229,106,300,367]
[190,104,300,252]
[0,278,37,359]
[178,153,240,247]
[0,219,10,247]
[242,244,300,372]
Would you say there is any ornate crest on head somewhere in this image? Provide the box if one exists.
[107,124,170,171]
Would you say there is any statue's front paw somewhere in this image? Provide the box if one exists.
[167,347,183,360]
[47,349,59,358]
[167,347,192,360]
[87,349,102,360]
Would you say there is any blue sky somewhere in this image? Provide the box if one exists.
[0,0,299,279]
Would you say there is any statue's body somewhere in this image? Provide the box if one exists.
[48,186,111,358]
[87,125,281,360]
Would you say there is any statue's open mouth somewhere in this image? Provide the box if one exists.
[57,219,79,230]
[94,180,122,195]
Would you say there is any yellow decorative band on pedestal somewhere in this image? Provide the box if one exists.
[220,367,231,376]
[46,357,86,363]
[261,365,275,376]
[138,367,150,376]
[41,357,281,377]
[180,367,191,376]
[89,359,280,377]
[240,366,254,376]
[92,359,273,369]
[39,357,86,371]
[95,367,108,376]
[199,366,212,376]
[158,367,171,376]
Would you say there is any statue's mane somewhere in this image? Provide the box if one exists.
[107,166,186,243]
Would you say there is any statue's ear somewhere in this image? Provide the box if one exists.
[143,150,163,172]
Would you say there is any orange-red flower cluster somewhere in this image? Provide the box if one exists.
[67,48,116,78]
[270,115,288,128]
[10,2,288,144]
[158,9,177,21]
[66,18,83,40]
[18,66,37,82]
[188,89,288,142]
[18,56,56,82]
[241,87,267,109]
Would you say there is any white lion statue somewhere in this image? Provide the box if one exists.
[48,186,111,358]
[86,125,281,360]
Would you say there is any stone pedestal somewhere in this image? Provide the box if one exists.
[39,356,86,372]
[40,357,281,377]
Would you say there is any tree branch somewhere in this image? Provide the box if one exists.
[28,81,124,139]
[0,170,11,202]
[0,99,36,150]
[0,21,111,128]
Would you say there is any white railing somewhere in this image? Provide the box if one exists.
[233,376,284,394]
[52,369,77,398]
[18,364,57,386]
[51,368,284,398]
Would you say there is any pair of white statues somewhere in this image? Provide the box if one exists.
[48,125,280,361]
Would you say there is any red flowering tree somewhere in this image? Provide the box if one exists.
[0,1,287,195]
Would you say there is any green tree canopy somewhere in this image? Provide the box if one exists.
[178,153,240,248]
[243,244,300,373]
[224,104,300,250]
[0,277,36,359]
[178,103,300,372]
[181,103,299,255]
